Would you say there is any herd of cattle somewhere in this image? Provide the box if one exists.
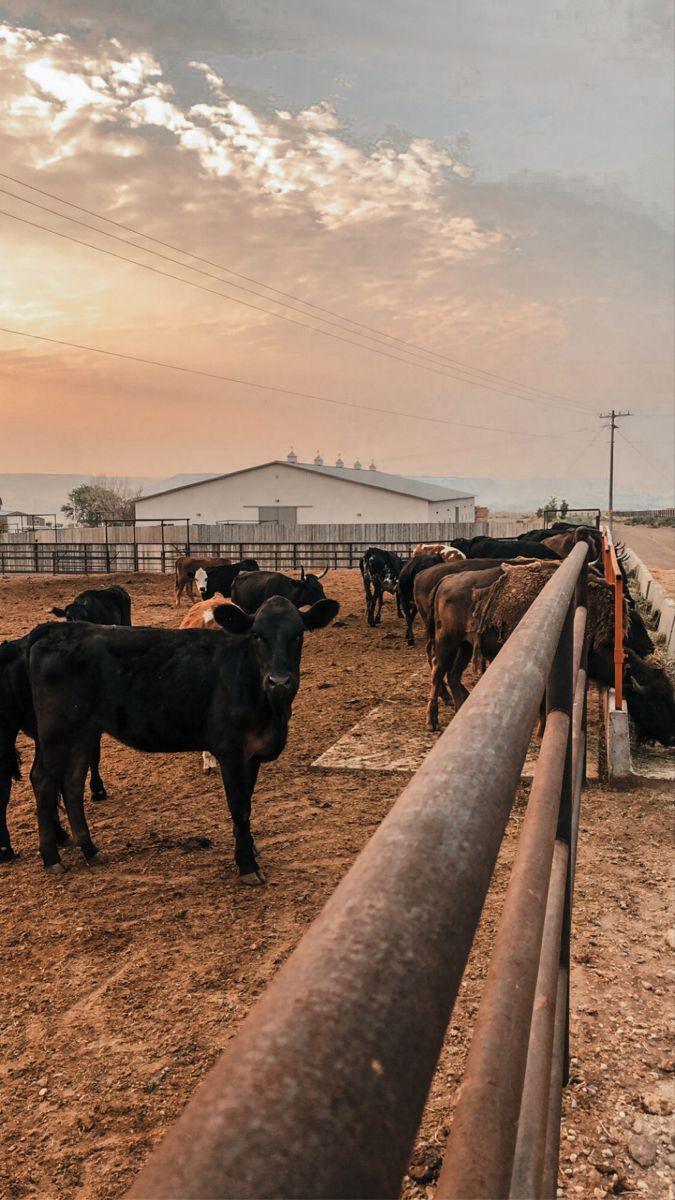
[0,523,673,886]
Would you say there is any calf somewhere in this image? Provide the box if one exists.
[230,567,328,613]
[174,555,232,606]
[51,584,131,625]
[359,548,403,627]
[194,560,260,601]
[27,597,340,881]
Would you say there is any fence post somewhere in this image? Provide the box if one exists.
[33,541,39,573]
[161,521,166,574]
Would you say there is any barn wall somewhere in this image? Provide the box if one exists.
[134,462,473,526]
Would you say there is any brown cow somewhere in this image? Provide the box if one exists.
[423,560,675,745]
[179,594,229,770]
[174,556,232,606]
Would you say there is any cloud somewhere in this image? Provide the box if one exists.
[0,21,490,252]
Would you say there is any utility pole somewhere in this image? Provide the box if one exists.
[598,409,631,525]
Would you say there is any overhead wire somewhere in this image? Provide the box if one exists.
[0,202,589,415]
[0,170,590,412]
[0,324,592,443]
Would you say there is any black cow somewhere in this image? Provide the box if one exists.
[50,584,131,625]
[398,554,442,645]
[457,536,562,562]
[194,560,260,600]
[230,568,329,614]
[359,548,403,627]
[0,634,105,862]
[27,596,339,880]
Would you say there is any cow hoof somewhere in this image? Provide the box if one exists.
[240,870,266,887]
[45,862,67,876]
[91,790,108,802]
[86,851,108,867]
[0,846,17,864]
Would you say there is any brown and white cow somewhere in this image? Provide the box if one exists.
[413,543,465,562]
[174,556,232,606]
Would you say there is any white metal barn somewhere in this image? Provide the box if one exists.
[135,457,476,526]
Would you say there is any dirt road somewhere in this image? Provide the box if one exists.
[614,522,675,571]
[0,571,672,1199]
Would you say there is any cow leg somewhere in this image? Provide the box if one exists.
[405,601,417,646]
[0,733,19,863]
[62,747,103,864]
[364,579,375,626]
[219,756,264,884]
[30,751,66,873]
[396,589,403,619]
[425,658,447,732]
[374,585,384,625]
[447,642,473,710]
[88,736,107,801]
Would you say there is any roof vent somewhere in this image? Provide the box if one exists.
[313,451,324,466]
[335,454,344,467]
[353,458,362,470]
[286,447,298,463]
[368,460,377,471]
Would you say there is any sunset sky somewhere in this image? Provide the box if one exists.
[1,1,673,497]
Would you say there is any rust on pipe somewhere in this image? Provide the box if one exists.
[541,966,569,1199]
[126,543,590,1200]
[436,710,570,1200]
[509,841,570,1199]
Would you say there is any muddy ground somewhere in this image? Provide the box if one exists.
[0,571,672,1199]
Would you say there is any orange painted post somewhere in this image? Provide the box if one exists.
[602,531,624,709]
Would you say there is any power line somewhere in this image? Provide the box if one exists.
[0,201,589,414]
[5,204,586,415]
[615,427,674,490]
[0,170,590,412]
[0,323,590,442]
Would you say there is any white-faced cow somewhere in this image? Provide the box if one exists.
[174,555,233,607]
[193,560,261,602]
[27,596,340,882]
[180,593,229,772]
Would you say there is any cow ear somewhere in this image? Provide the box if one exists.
[302,599,340,631]
[50,606,67,618]
[212,604,253,635]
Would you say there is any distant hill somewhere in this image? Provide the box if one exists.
[421,477,674,513]
[1,471,670,520]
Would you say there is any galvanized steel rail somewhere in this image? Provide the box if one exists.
[126,542,589,1200]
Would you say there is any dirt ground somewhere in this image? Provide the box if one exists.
[0,571,672,1200]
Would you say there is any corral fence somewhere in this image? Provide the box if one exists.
[126,542,591,1200]
[613,507,674,519]
[543,507,601,529]
[0,517,493,576]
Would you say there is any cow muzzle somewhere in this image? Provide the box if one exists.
[264,673,295,705]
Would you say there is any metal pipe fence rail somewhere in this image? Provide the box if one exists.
[125,542,589,1200]
[0,540,451,575]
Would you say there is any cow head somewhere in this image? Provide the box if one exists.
[294,573,326,609]
[213,596,340,709]
[50,603,88,622]
[624,652,675,746]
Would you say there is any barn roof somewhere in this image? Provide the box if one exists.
[139,461,474,503]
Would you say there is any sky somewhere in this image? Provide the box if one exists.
[1,0,673,502]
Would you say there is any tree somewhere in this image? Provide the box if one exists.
[535,495,569,520]
[61,476,142,527]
